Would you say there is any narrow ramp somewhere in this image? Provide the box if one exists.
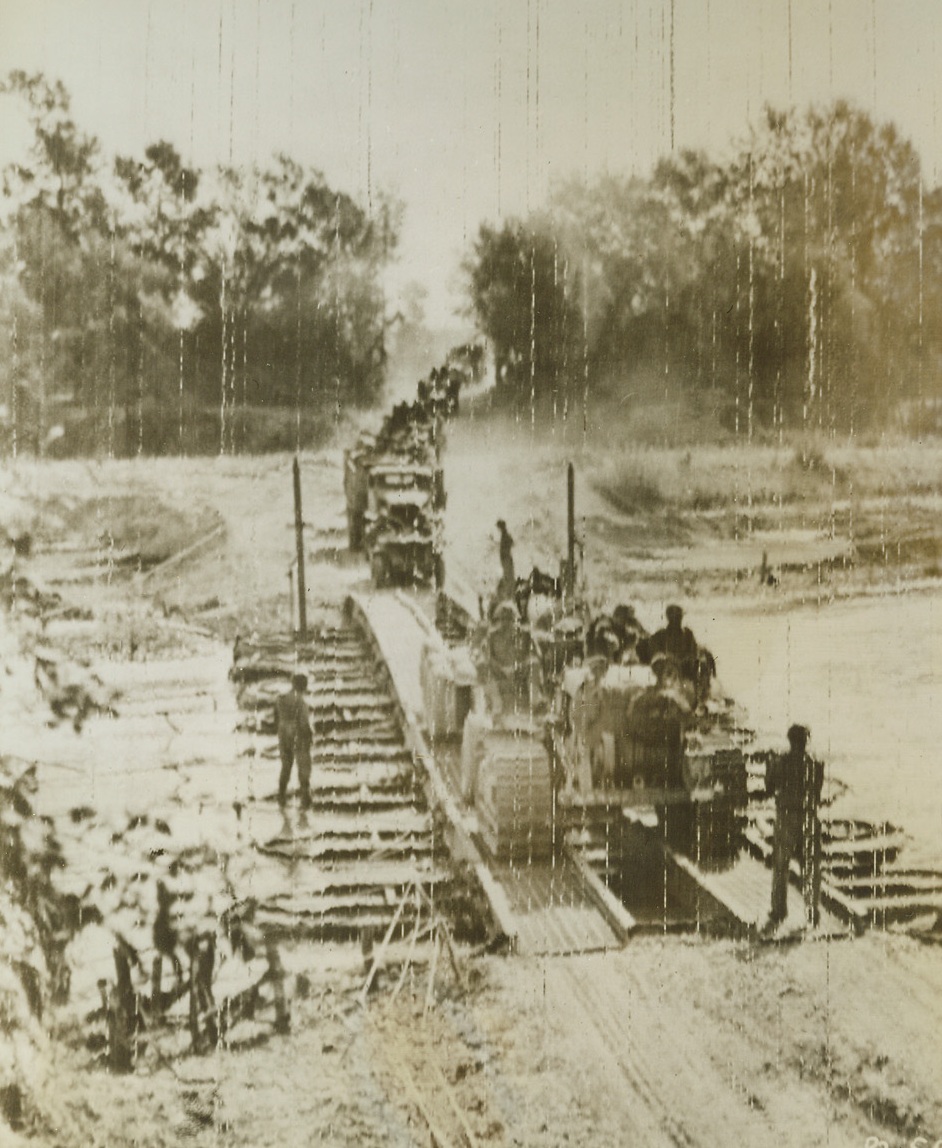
[494,856,622,955]
[670,849,848,938]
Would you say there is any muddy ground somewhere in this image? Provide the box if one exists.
[3,420,942,1148]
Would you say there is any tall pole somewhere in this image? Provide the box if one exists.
[293,456,308,640]
[567,461,576,600]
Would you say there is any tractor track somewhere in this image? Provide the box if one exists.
[556,960,699,1146]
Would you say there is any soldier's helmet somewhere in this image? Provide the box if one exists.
[787,723,810,747]
[493,601,517,624]
[292,673,309,692]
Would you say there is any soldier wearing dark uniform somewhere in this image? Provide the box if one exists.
[611,604,648,662]
[764,724,824,929]
[496,519,515,605]
[638,605,698,675]
[276,672,313,809]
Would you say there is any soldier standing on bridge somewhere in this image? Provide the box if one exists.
[764,723,824,931]
[276,673,313,810]
[496,519,515,605]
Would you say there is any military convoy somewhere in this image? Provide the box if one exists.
[346,351,747,873]
[342,362,942,935]
[342,348,483,590]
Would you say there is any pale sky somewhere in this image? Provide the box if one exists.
[2,0,942,325]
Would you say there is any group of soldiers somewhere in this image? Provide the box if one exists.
[488,514,825,932]
[416,365,462,418]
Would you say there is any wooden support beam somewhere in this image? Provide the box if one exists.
[293,456,308,640]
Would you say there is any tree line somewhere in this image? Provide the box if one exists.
[4,81,938,455]
[0,72,399,456]
[466,102,942,434]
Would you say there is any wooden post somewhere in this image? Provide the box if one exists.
[566,462,576,600]
[293,456,307,640]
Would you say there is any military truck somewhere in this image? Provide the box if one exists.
[363,461,445,589]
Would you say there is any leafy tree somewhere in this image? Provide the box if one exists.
[464,101,940,433]
[1,71,106,237]
[466,218,580,408]
[0,73,401,455]
[550,155,737,392]
[727,102,931,430]
[0,72,114,451]
[195,158,399,437]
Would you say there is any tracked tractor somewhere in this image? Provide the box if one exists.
[423,463,747,879]
[547,650,747,870]
[422,465,587,863]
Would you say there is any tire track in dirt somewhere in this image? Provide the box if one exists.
[542,948,856,1148]
[556,962,696,1145]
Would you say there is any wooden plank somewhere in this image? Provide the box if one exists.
[567,846,636,942]
[836,874,942,893]
[561,787,721,809]
[853,893,942,914]
[472,862,518,951]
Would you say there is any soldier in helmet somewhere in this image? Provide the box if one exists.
[638,604,698,675]
[495,519,515,605]
[611,604,648,663]
[276,672,313,810]
[764,723,824,930]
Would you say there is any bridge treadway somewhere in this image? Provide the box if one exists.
[352,589,627,955]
